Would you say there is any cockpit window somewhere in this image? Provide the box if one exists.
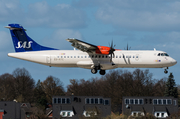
[157,53,169,57]
[164,53,169,56]
[161,53,164,56]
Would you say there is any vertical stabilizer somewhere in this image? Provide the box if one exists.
[5,24,58,52]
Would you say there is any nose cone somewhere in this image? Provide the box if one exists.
[171,58,177,65]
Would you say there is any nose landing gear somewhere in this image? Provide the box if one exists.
[163,67,168,74]
[164,69,168,74]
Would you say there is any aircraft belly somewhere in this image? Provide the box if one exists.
[50,64,78,67]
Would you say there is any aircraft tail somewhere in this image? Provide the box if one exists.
[5,24,58,52]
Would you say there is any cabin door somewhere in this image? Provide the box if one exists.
[46,56,51,64]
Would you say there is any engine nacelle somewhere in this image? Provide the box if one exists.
[95,46,111,55]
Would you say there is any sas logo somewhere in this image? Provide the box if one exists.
[16,41,33,49]
[155,60,161,62]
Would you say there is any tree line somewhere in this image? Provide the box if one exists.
[0,68,179,113]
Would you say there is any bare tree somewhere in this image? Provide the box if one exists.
[0,73,15,101]
[41,76,65,103]
[34,79,47,109]
[12,68,35,103]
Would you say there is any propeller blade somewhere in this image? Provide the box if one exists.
[109,40,116,62]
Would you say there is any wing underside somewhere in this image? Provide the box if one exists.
[66,38,97,53]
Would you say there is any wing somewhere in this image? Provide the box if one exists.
[66,38,97,53]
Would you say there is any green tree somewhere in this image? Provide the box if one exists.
[164,73,178,98]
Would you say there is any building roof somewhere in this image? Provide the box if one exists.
[154,106,166,111]
[61,106,72,110]
[131,106,143,111]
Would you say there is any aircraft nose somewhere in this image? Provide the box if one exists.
[171,58,177,65]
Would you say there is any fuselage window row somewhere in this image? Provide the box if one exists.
[59,55,137,59]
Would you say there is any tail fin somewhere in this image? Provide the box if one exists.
[5,24,58,52]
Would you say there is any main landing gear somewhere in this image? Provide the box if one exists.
[164,67,168,74]
[91,68,106,75]
[91,65,106,75]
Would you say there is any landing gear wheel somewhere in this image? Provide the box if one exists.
[91,68,97,74]
[164,70,168,74]
[99,70,106,75]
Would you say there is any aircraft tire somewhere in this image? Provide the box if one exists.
[164,70,168,74]
[91,68,97,74]
[99,70,106,75]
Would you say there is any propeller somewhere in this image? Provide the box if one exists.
[109,40,116,62]
[124,43,131,50]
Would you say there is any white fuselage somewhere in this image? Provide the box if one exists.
[8,50,177,70]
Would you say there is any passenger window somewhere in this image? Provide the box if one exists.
[92,55,94,58]
[71,56,73,58]
[133,56,135,58]
[61,56,63,58]
[116,56,118,58]
[78,56,79,58]
[67,56,69,58]
[119,56,121,58]
[95,55,97,58]
[74,56,76,58]
[129,56,131,58]
[136,56,138,58]
[99,55,101,58]
[81,56,83,58]
[102,55,104,58]
[85,56,87,58]
[106,56,108,58]
[126,56,128,58]
[64,56,66,58]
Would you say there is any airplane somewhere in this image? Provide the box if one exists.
[5,24,177,75]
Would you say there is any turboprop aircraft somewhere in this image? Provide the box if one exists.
[5,24,177,75]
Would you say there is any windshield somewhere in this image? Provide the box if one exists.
[157,53,169,57]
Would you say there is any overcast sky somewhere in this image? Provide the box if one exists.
[0,0,180,88]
